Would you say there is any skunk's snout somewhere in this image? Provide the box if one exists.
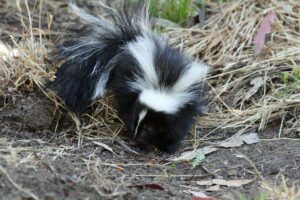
[131,124,155,145]
[127,105,181,153]
[130,113,168,151]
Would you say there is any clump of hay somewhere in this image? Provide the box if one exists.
[0,0,124,144]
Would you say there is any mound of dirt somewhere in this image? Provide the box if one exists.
[1,92,55,131]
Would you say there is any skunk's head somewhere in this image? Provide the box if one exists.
[130,104,170,151]
[125,88,206,153]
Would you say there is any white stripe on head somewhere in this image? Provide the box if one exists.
[126,35,159,89]
[139,89,180,114]
[134,109,147,138]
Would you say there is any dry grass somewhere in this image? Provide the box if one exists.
[167,0,300,136]
[259,176,300,200]
[0,0,299,199]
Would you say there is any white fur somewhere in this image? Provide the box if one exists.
[91,59,107,99]
[173,62,208,93]
[134,109,147,138]
[92,71,109,99]
[139,89,181,114]
[63,41,103,62]
[126,35,159,88]
[92,55,120,99]
[130,1,152,34]
[70,3,116,35]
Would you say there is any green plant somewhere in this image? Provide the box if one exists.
[150,0,196,26]
[192,150,205,167]
[240,195,247,200]
[254,191,270,200]
[198,0,208,9]
[149,0,160,17]
[274,68,300,97]
[167,162,176,179]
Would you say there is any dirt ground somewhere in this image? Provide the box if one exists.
[0,91,299,200]
[0,0,299,200]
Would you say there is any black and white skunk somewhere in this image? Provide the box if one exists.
[48,0,208,153]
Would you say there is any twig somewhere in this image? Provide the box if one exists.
[218,0,224,14]
[261,138,300,141]
[198,7,206,28]
[236,154,266,182]
[125,174,209,178]
[115,139,140,155]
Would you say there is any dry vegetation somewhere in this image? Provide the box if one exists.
[168,0,300,136]
[0,0,299,199]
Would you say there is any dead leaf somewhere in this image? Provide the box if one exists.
[253,11,275,54]
[170,146,218,162]
[197,179,253,187]
[0,40,9,55]
[217,133,259,148]
[189,190,209,198]
[217,135,243,148]
[196,180,214,186]
[188,189,229,200]
[212,179,253,187]
[206,185,220,191]
[191,191,220,200]
[245,76,264,100]
[241,133,260,144]
[128,184,164,190]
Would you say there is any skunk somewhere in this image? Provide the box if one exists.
[48,0,208,153]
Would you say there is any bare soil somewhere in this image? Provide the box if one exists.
[0,91,299,200]
[0,0,299,200]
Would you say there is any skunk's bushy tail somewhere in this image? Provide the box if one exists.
[47,0,150,113]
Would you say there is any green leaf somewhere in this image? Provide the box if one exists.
[192,150,205,167]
